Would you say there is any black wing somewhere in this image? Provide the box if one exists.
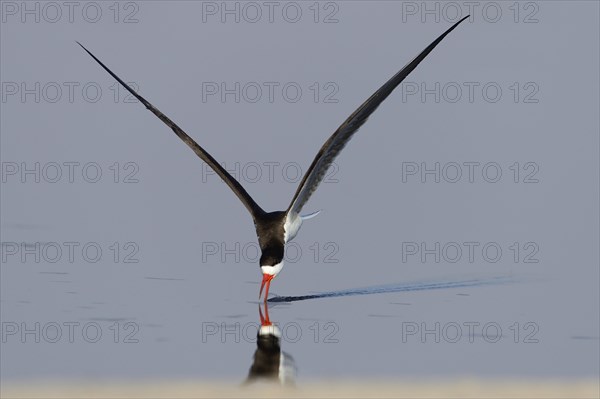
[287,16,469,215]
[77,42,265,218]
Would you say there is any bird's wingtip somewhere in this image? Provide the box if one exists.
[75,41,87,51]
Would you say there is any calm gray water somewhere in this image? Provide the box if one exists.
[1,1,598,383]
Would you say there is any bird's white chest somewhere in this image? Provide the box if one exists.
[283,212,302,243]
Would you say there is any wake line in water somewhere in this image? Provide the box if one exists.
[268,276,514,303]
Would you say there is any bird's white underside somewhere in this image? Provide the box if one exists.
[259,324,281,338]
[261,262,283,276]
[283,211,302,244]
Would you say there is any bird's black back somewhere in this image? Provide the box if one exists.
[254,211,286,266]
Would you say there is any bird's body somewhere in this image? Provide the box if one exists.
[255,211,287,274]
[253,210,304,298]
[78,16,469,301]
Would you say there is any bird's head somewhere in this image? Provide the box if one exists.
[259,247,284,301]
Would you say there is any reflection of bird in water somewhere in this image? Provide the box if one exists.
[245,303,296,385]
[77,16,469,301]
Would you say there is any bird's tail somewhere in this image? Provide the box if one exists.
[301,210,321,220]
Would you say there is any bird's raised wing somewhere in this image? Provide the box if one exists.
[287,16,469,216]
[77,42,265,218]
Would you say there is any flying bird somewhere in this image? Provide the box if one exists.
[78,16,469,301]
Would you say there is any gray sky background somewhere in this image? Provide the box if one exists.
[1,1,599,382]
